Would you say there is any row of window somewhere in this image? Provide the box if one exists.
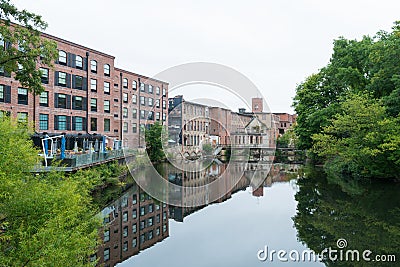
[38,114,113,132]
[121,204,160,222]
[122,79,166,96]
[53,70,112,93]
[120,193,166,208]
[103,224,167,261]
[2,109,164,133]
[122,108,166,120]
[57,50,110,76]
[57,51,168,97]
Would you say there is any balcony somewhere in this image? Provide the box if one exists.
[33,149,136,172]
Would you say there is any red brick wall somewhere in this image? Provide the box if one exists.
[0,32,168,150]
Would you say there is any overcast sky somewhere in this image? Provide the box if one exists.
[12,0,400,113]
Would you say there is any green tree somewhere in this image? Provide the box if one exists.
[277,126,298,148]
[311,94,400,179]
[293,36,373,150]
[0,117,101,266]
[0,0,57,94]
[145,122,166,162]
[293,21,400,179]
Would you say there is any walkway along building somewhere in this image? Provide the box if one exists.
[0,32,168,150]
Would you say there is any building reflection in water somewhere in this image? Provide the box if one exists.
[94,162,301,266]
[94,184,169,267]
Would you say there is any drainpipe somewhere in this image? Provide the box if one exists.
[85,52,89,133]
[138,77,141,147]
[119,72,123,141]
[161,84,164,126]
[33,91,36,132]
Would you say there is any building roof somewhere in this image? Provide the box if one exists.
[114,67,169,85]
[41,32,115,59]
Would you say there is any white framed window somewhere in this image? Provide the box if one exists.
[39,91,48,107]
[104,81,110,94]
[90,79,97,91]
[123,78,128,88]
[132,94,137,104]
[156,87,160,95]
[148,85,153,93]
[104,64,110,76]
[104,229,110,242]
[17,88,28,105]
[58,50,67,64]
[76,55,83,68]
[90,60,97,72]
[148,98,153,106]
[132,80,137,90]
[104,248,110,261]
[40,68,49,83]
[58,72,67,86]
[104,100,110,113]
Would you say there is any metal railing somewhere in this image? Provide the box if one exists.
[34,149,136,171]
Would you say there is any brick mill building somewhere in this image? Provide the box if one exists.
[168,95,210,157]
[0,32,168,150]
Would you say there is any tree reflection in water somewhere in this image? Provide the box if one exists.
[293,166,400,266]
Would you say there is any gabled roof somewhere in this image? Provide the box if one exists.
[244,116,268,129]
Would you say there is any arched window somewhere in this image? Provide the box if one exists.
[132,81,137,90]
[123,78,128,88]
[104,64,110,76]
[90,60,97,73]
[75,55,83,69]
[58,50,67,64]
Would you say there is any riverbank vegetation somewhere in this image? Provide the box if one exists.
[0,118,101,266]
[293,21,400,180]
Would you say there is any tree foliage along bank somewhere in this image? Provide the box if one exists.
[145,122,166,163]
[293,21,400,180]
[0,117,102,267]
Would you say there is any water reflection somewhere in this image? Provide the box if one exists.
[95,162,302,267]
[95,184,169,267]
[293,166,400,266]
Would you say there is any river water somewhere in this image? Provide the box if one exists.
[95,163,399,267]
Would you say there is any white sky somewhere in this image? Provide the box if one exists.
[12,0,400,113]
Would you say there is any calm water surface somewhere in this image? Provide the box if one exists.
[96,163,399,267]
